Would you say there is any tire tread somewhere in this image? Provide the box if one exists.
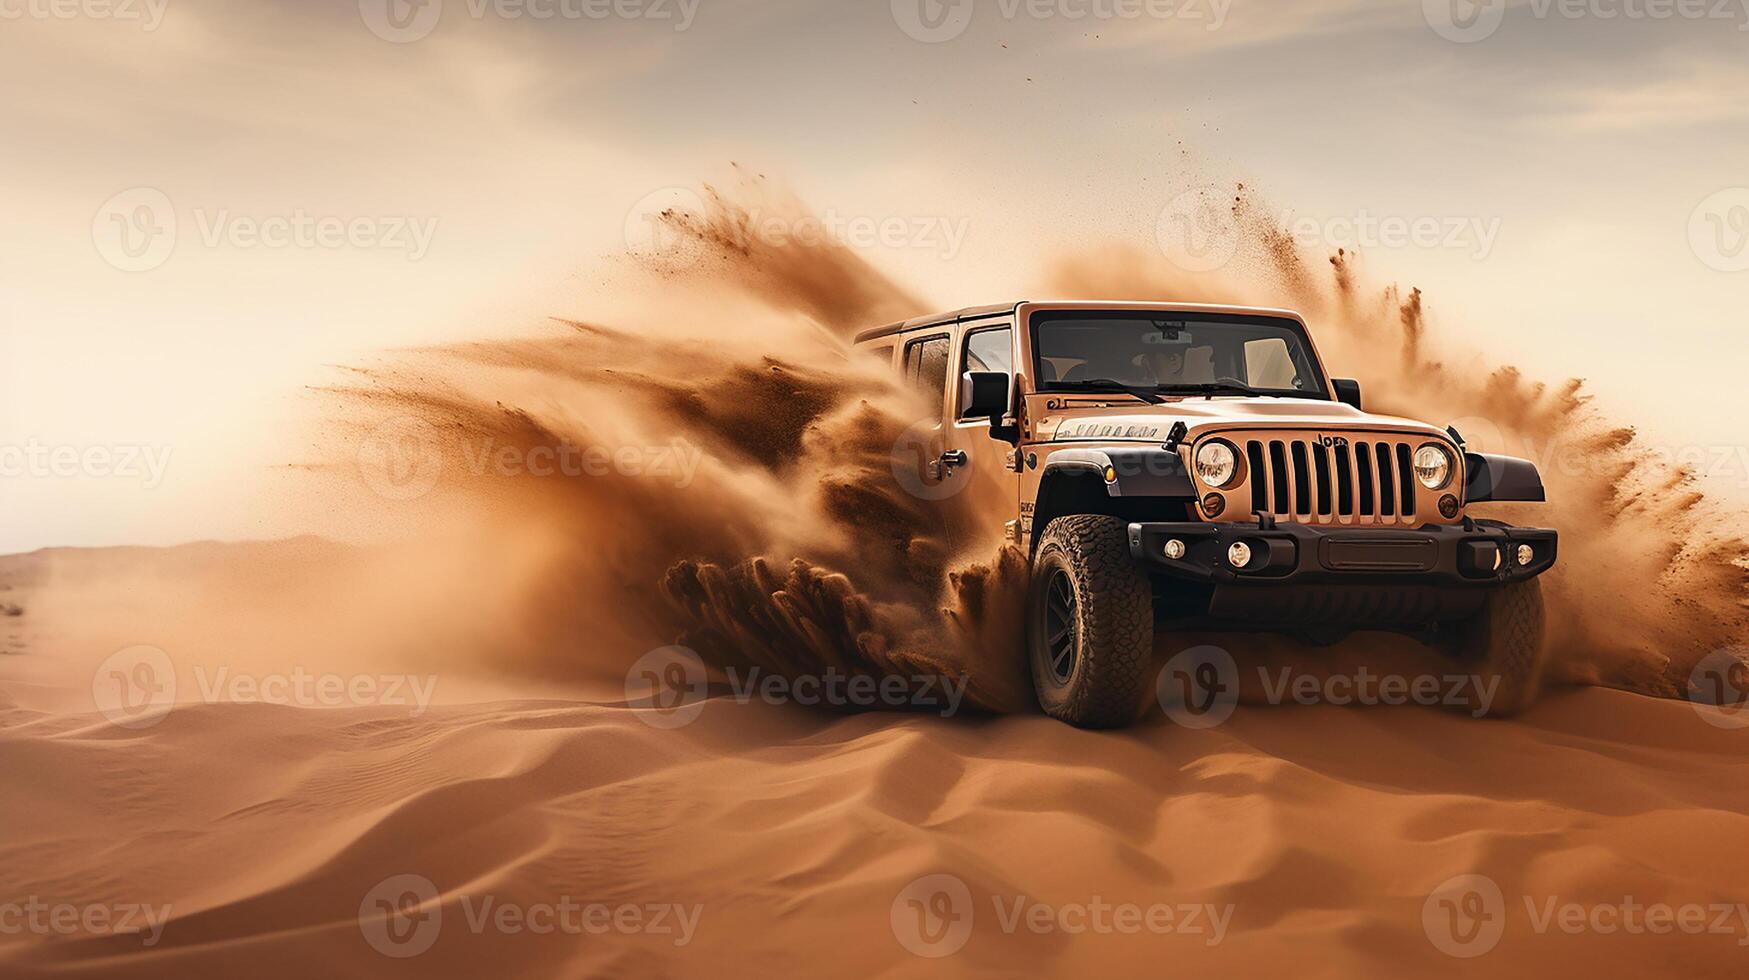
[1031,515,1153,728]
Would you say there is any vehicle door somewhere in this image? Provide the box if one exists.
[942,320,1023,538]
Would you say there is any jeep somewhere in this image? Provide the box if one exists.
[857,301,1556,728]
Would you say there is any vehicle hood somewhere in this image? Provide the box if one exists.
[1032,396,1452,444]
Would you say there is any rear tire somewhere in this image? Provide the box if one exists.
[1451,578,1547,717]
[1027,515,1154,728]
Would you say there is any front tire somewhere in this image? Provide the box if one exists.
[1451,578,1548,717]
[1027,515,1154,728]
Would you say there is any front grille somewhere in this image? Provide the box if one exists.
[1238,434,1429,526]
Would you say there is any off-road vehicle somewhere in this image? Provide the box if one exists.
[858,301,1556,728]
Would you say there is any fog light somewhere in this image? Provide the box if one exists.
[1202,492,1225,518]
[1516,544,1534,566]
[1164,539,1186,560]
[1438,494,1460,519]
[1228,541,1253,569]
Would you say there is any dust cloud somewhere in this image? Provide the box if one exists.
[1052,185,1749,695]
[329,177,1029,712]
[327,176,1745,712]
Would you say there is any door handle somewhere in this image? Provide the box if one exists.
[927,449,968,481]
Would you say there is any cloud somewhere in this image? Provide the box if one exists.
[1066,0,1405,53]
[1536,62,1749,132]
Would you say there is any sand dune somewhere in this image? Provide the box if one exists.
[2,542,1747,978]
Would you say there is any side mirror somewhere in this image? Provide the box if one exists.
[960,371,1011,420]
[961,371,1019,446]
[1333,378,1362,411]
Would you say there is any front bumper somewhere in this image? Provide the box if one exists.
[1127,520,1557,589]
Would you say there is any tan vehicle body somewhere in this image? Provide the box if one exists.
[860,300,1464,537]
[857,300,1555,727]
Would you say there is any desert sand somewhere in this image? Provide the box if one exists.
[3,540,1747,979]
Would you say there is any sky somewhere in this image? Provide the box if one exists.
[1,0,1745,552]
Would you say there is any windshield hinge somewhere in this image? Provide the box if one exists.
[1163,421,1189,453]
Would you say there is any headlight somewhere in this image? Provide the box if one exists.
[1194,441,1238,488]
[1414,444,1453,490]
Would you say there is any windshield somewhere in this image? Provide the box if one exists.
[1031,312,1328,398]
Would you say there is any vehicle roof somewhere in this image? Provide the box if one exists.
[852,302,1019,344]
[850,300,1309,344]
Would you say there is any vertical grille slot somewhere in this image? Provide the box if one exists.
[1396,443,1416,517]
[1269,441,1289,517]
[1290,441,1311,516]
[1333,442,1354,516]
[1375,442,1396,518]
[1312,442,1333,516]
[1356,442,1375,515]
[1246,441,1268,514]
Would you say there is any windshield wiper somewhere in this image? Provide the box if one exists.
[1160,380,1269,398]
[1051,379,1166,404]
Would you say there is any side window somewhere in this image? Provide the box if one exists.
[963,326,1014,374]
[903,334,952,415]
[960,326,1014,419]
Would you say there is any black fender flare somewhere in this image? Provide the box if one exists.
[1464,452,1546,503]
[1040,447,1196,498]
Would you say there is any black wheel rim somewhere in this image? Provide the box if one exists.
[1043,568,1079,683]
